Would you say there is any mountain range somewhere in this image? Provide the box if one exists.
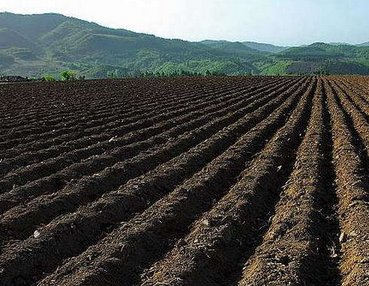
[1,12,369,78]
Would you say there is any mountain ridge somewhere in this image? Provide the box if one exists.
[1,12,369,77]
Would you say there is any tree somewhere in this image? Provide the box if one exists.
[61,70,76,81]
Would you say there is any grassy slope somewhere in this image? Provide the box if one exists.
[259,61,292,75]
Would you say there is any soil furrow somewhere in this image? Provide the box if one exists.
[0,77,242,130]
[0,78,300,215]
[331,79,369,168]
[0,76,272,129]
[0,78,272,188]
[237,78,341,286]
[339,77,369,107]
[0,77,285,164]
[31,78,312,286]
[5,76,368,286]
[337,78,369,110]
[0,78,250,154]
[0,79,290,195]
[0,78,308,244]
[132,78,315,286]
[0,77,272,122]
[0,77,291,174]
[324,79,369,286]
[1,77,306,285]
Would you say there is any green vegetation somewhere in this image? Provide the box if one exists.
[0,12,268,78]
[260,61,291,75]
[242,41,289,53]
[43,75,56,81]
[61,70,76,81]
[1,12,369,77]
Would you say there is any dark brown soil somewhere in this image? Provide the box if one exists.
[0,76,368,286]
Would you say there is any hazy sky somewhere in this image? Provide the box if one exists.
[1,0,368,46]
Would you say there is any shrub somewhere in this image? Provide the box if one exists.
[43,75,56,82]
[61,70,76,81]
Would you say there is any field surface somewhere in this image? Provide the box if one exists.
[0,76,369,286]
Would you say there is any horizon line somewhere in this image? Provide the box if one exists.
[0,10,367,47]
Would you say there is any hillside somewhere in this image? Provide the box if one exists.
[264,42,369,75]
[0,13,267,78]
[199,41,267,57]
[0,12,369,77]
[200,40,287,54]
[357,42,369,47]
[242,41,288,53]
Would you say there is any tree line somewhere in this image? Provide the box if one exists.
[43,69,226,81]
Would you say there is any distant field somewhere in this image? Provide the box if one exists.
[0,76,368,285]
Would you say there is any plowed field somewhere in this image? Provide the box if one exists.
[0,76,369,286]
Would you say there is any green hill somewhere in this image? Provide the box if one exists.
[200,40,267,56]
[200,40,287,54]
[276,42,356,61]
[0,13,66,40]
[0,28,39,51]
[242,41,288,53]
[0,12,266,78]
[0,12,369,77]
[267,42,369,74]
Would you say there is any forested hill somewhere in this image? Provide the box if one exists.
[0,12,369,78]
[0,12,266,78]
[268,42,369,75]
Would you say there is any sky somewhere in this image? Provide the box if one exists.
[1,0,369,46]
